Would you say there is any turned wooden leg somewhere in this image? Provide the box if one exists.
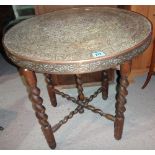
[102,70,109,100]
[21,69,56,149]
[75,74,85,113]
[114,61,131,140]
[44,74,57,107]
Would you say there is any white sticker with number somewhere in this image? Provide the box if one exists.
[92,51,106,58]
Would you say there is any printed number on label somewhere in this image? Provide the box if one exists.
[92,51,106,58]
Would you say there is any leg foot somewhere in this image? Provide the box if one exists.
[42,126,56,149]
[21,69,56,149]
[114,118,124,140]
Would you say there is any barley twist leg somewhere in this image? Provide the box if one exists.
[22,69,56,149]
[114,61,131,140]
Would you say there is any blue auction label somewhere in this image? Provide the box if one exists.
[92,51,106,58]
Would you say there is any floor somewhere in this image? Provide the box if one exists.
[0,54,155,150]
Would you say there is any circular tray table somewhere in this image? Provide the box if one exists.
[3,7,152,149]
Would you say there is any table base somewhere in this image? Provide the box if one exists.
[21,61,131,149]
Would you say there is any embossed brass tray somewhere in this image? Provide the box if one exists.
[3,7,152,74]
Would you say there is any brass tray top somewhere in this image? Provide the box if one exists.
[3,7,152,74]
